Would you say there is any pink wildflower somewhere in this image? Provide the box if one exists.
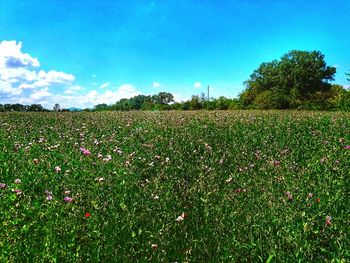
[0,183,6,189]
[80,147,91,155]
[12,189,22,195]
[46,195,53,201]
[344,145,350,149]
[64,196,73,203]
[274,160,281,167]
[325,216,332,226]
[15,179,21,184]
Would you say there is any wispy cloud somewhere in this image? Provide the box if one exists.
[153,82,161,88]
[193,82,202,88]
[99,82,110,89]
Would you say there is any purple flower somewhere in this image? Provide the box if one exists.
[45,189,52,195]
[0,183,6,189]
[64,196,73,203]
[15,179,21,184]
[344,145,350,150]
[46,195,53,201]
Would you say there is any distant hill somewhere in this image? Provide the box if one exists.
[66,107,82,112]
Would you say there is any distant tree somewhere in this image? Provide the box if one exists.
[28,104,45,112]
[189,95,202,110]
[152,92,174,105]
[240,50,336,109]
[346,70,350,81]
[53,103,60,112]
[129,95,152,110]
[94,103,109,111]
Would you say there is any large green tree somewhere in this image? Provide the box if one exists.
[240,50,336,109]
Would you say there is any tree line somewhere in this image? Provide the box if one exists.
[1,50,349,112]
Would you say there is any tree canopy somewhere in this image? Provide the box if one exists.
[240,50,337,109]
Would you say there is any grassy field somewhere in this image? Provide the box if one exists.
[0,111,349,262]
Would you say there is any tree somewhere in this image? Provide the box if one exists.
[346,70,350,81]
[152,92,174,105]
[240,50,336,109]
[53,103,60,112]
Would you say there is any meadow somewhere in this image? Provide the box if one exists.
[0,111,349,262]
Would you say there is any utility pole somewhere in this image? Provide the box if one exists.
[207,85,210,110]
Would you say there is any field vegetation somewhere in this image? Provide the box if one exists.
[0,111,349,262]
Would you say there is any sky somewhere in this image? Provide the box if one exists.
[0,0,349,109]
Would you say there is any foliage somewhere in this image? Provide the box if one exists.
[0,111,349,262]
[240,50,337,109]
[0,103,47,112]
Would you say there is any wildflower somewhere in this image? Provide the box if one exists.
[103,155,112,162]
[235,188,242,193]
[344,145,350,150]
[12,189,22,195]
[176,215,184,222]
[33,158,39,164]
[55,166,61,173]
[151,244,158,250]
[80,147,91,155]
[64,196,73,203]
[46,195,53,201]
[152,194,159,200]
[325,216,332,226]
[274,160,281,167]
[45,189,52,195]
[0,183,7,189]
[176,212,187,222]
[97,177,105,182]
[315,198,320,203]
[285,191,293,201]
[85,212,91,218]
[225,177,233,183]
[308,193,313,198]
[63,190,71,195]
[14,179,21,184]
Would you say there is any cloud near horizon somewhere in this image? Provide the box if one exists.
[0,40,143,108]
[193,82,202,88]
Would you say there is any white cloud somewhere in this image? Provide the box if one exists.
[29,87,52,100]
[193,82,202,88]
[0,40,75,94]
[13,83,142,109]
[173,93,190,102]
[153,82,161,88]
[0,41,39,68]
[0,40,143,109]
[99,82,110,89]
[64,85,84,94]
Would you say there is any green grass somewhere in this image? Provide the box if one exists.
[0,111,349,262]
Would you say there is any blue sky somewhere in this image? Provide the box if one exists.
[0,0,349,108]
